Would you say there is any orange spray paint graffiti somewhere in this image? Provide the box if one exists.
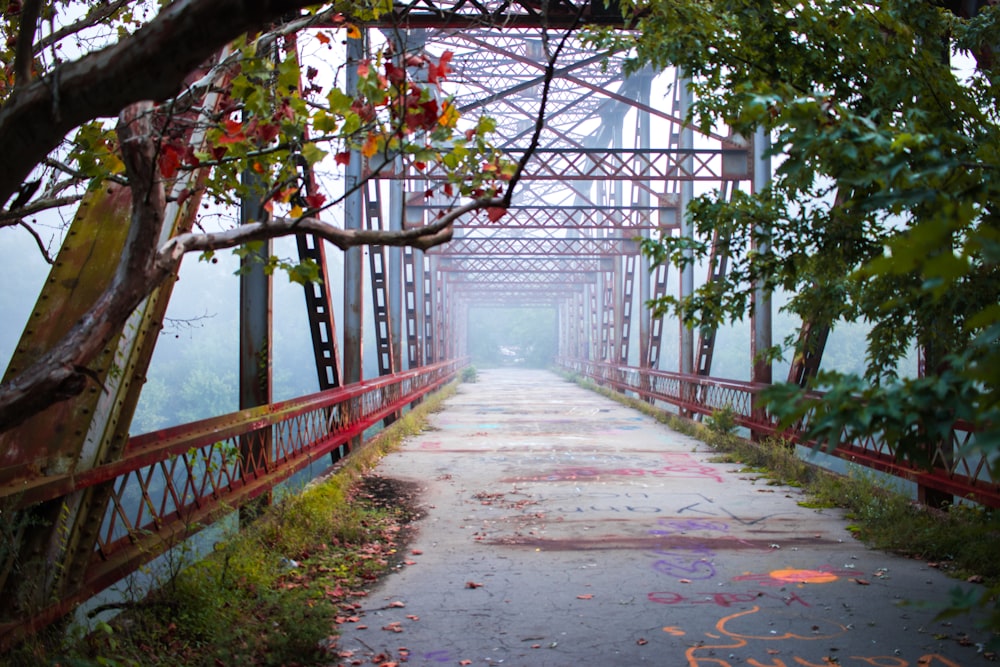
[682,606,962,667]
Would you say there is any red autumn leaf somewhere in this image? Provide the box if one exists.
[637,638,648,646]
[157,144,181,178]
[357,59,371,77]
[316,32,331,45]
[411,549,423,555]
[256,121,280,143]
[427,50,454,85]
[211,145,227,161]
[182,145,200,167]
[465,581,483,589]
[413,161,426,171]
[306,66,319,80]
[217,118,246,145]
[335,151,352,166]
[388,600,406,608]
[444,183,454,197]
[274,99,296,122]
[576,594,593,600]
[384,61,406,86]
[304,193,327,209]
[424,188,434,199]
[486,206,507,222]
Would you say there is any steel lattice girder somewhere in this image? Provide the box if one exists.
[446,271,596,284]
[362,0,622,29]
[413,148,749,182]
[429,237,640,257]
[411,205,665,230]
[439,257,608,273]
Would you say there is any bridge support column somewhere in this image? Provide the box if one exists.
[678,72,695,378]
[344,32,367,449]
[239,170,273,521]
[750,126,773,440]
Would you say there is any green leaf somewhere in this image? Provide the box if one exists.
[300,142,328,165]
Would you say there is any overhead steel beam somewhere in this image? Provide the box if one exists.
[411,148,749,182]
[446,272,596,284]
[355,0,624,29]
[429,237,640,257]
[410,205,667,230]
[439,257,606,273]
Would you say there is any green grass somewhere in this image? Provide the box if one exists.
[10,381,460,667]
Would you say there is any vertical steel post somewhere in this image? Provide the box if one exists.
[750,126,773,440]
[388,161,404,373]
[750,126,773,384]
[344,33,366,388]
[239,171,273,520]
[678,71,695,377]
[636,70,653,369]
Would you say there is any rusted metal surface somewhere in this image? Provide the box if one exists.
[557,358,1000,508]
[0,360,464,647]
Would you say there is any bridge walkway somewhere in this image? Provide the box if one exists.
[334,369,986,666]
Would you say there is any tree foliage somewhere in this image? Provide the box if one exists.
[592,0,1000,464]
[0,1,519,431]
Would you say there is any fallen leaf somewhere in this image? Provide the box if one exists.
[531,644,541,649]
[851,578,871,586]
[636,638,648,645]
[678,579,692,584]
[576,594,593,600]
[460,661,472,666]
[411,549,423,555]
[967,574,984,583]
[466,581,483,589]
[406,614,420,621]
[389,600,406,608]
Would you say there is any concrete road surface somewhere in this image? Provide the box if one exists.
[334,369,993,666]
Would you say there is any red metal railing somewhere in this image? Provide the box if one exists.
[557,358,999,508]
[0,359,464,645]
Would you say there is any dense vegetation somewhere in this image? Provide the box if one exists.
[590,0,1000,463]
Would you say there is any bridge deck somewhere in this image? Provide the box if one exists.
[335,369,985,666]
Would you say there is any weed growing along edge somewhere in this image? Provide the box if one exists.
[9,382,459,667]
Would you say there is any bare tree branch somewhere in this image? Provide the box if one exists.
[13,0,42,88]
[0,0,334,207]
[15,219,55,264]
[33,0,132,55]
[0,194,84,225]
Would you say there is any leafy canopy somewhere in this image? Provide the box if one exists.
[590,0,1000,463]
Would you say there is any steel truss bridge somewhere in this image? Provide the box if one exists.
[0,0,994,647]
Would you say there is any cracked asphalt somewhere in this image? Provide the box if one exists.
[334,368,993,666]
